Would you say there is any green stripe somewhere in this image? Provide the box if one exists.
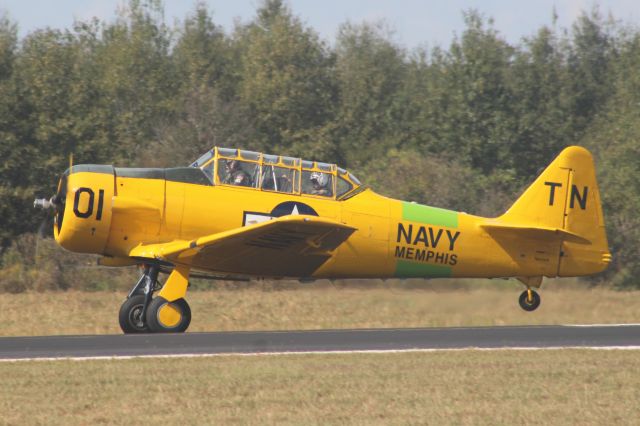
[395,260,452,278]
[402,202,458,228]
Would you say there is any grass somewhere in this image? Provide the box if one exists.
[1,350,638,425]
[0,278,639,336]
[2,280,637,425]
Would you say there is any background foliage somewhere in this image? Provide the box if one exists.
[1,0,638,289]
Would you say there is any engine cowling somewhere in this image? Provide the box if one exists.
[54,165,115,254]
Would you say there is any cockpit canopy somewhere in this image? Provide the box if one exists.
[190,147,362,200]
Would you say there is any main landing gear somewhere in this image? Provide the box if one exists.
[516,277,542,312]
[119,264,192,334]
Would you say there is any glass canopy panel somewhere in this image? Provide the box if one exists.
[316,162,334,172]
[263,154,279,165]
[348,173,361,185]
[202,160,215,184]
[336,176,353,197]
[262,165,298,193]
[191,150,214,167]
[192,147,362,195]
[281,156,299,167]
[217,148,237,158]
[240,150,261,161]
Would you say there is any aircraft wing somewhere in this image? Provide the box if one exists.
[128,215,357,277]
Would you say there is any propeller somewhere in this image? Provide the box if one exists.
[33,194,60,239]
[33,153,72,237]
[29,153,73,276]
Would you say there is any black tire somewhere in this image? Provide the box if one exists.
[146,296,191,333]
[519,289,541,312]
[119,295,150,334]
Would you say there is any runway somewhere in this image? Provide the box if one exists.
[1,324,639,361]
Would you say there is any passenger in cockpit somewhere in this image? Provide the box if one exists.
[224,160,251,186]
[309,172,332,197]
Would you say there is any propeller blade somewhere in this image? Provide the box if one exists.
[37,217,50,237]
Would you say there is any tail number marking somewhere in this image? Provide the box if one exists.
[73,187,105,220]
[544,182,588,210]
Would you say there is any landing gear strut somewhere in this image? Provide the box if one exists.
[118,264,192,334]
[119,264,160,333]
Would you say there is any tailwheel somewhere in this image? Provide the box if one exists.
[519,289,541,312]
[119,295,150,333]
[146,297,191,333]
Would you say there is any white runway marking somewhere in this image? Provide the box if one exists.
[2,345,640,363]
[563,323,640,327]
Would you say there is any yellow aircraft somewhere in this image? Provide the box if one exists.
[34,146,610,333]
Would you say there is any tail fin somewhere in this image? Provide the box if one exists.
[499,146,610,276]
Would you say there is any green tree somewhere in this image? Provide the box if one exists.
[394,47,449,155]
[440,11,515,173]
[141,86,255,167]
[507,25,573,178]
[234,0,337,158]
[0,14,31,246]
[567,10,615,130]
[582,33,640,287]
[173,3,235,98]
[333,22,406,167]
[0,27,81,243]
[141,3,253,167]
[91,0,177,164]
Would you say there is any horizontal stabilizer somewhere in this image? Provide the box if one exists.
[480,223,590,245]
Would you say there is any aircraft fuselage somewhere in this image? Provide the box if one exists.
[54,161,609,281]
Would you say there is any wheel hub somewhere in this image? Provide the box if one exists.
[130,305,145,328]
[157,303,182,328]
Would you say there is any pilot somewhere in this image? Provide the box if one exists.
[309,172,332,196]
[278,172,292,193]
[224,159,251,186]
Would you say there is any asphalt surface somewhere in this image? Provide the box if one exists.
[1,325,639,360]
